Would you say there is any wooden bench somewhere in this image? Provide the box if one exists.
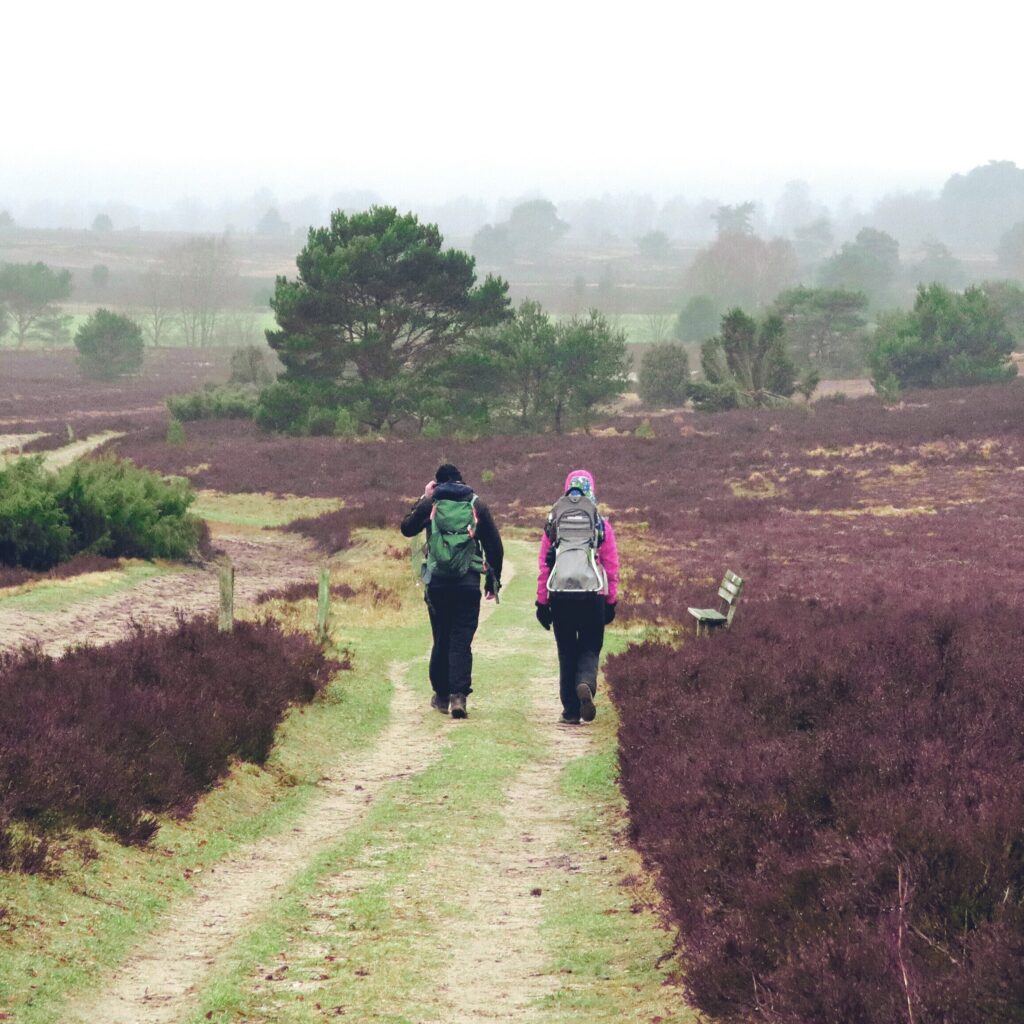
[687,571,744,637]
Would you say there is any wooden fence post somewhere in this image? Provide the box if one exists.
[218,559,235,632]
[316,566,331,644]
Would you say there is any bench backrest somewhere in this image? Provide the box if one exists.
[718,570,744,626]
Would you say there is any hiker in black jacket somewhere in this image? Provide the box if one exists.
[400,463,503,719]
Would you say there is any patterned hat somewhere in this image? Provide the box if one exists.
[564,469,595,500]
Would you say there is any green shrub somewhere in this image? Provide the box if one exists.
[334,407,359,438]
[0,456,202,571]
[634,418,656,439]
[74,309,144,380]
[0,459,72,570]
[305,406,337,436]
[254,380,339,435]
[870,284,1017,390]
[166,384,259,422]
[687,379,742,411]
[229,345,274,385]
[638,343,690,407]
[481,468,495,483]
[166,419,186,445]
[57,458,201,562]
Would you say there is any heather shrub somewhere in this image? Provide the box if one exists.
[0,616,339,865]
[256,580,358,603]
[166,383,259,421]
[607,599,1024,1024]
[0,456,202,570]
[0,553,121,590]
[283,501,393,554]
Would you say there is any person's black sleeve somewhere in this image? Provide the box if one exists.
[474,500,504,582]
[400,496,432,538]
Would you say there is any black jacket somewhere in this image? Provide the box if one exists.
[401,482,504,588]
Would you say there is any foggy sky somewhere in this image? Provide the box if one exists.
[3,0,1021,212]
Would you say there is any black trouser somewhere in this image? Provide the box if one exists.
[551,594,606,717]
[426,585,481,698]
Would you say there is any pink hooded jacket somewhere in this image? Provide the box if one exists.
[536,469,619,606]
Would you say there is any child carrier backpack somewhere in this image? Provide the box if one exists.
[546,493,606,594]
[425,495,484,581]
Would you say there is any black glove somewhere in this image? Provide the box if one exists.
[535,602,553,630]
[485,570,500,599]
[604,602,617,625]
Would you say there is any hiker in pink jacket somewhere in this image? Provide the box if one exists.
[535,470,619,724]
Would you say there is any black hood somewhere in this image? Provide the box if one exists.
[434,481,474,502]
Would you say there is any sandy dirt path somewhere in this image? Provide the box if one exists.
[0,528,321,655]
[439,678,592,1022]
[63,661,443,1024]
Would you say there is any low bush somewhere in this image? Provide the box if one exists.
[256,580,358,603]
[0,616,339,869]
[166,383,260,422]
[74,308,144,380]
[283,502,393,554]
[254,379,340,435]
[0,456,203,571]
[607,599,1024,1024]
[638,342,690,408]
[229,345,274,385]
[0,553,121,590]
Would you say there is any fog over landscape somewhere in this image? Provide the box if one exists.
[3,0,1021,229]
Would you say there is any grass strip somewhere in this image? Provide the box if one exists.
[0,561,177,613]
[534,635,692,1022]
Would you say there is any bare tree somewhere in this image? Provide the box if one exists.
[644,313,673,344]
[133,267,176,346]
[167,236,237,347]
[221,311,262,348]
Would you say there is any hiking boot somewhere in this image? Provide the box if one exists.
[559,713,581,725]
[450,693,468,719]
[430,693,450,715]
[576,683,596,722]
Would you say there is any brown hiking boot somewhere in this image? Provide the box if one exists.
[576,683,596,722]
[430,693,450,715]
[450,693,468,719]
[559,713,581,725]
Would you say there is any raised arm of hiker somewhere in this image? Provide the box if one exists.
[400,479,436,538]
[474,500,503,599]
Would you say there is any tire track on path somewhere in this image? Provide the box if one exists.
[63,661,441,1024]
[438,675,591,1023]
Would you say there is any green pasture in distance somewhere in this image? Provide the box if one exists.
[192,491,343,528]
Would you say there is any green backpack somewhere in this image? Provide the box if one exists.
[425,496,484,581]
